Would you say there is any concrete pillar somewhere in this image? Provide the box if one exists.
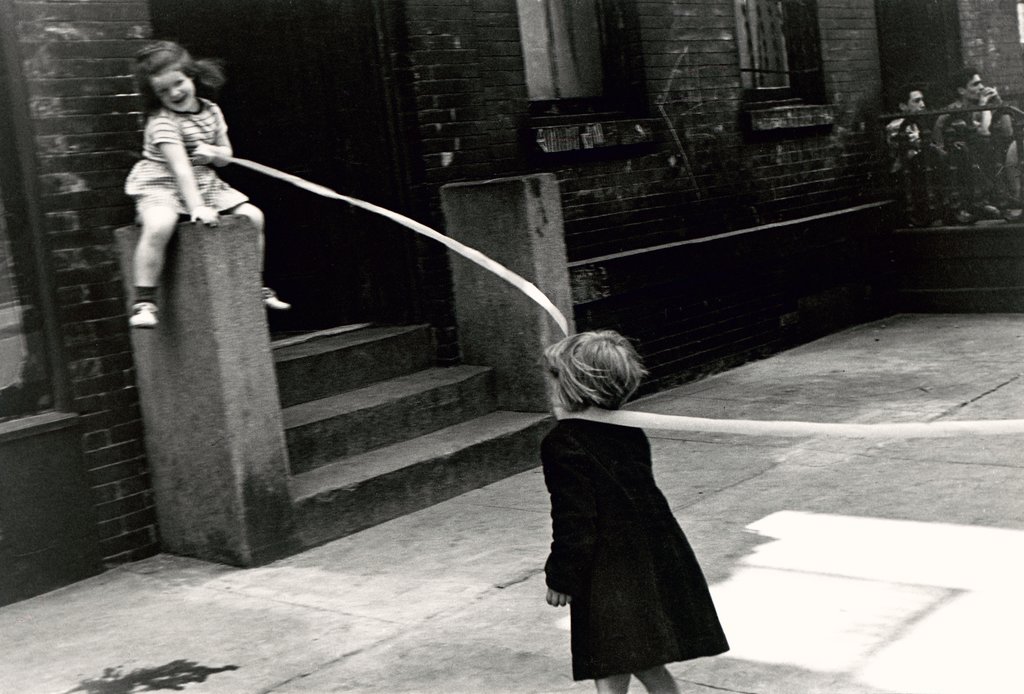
[114,216,296,566]
[441,174,574,412]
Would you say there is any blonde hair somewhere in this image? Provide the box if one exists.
[543,330,647,411]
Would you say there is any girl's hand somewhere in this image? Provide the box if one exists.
[192,143,228,166]
[546,588,572,607]
[190,206,219,226]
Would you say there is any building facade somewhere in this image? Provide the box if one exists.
[2,0,1021,604]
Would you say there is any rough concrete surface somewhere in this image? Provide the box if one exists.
[2,314,1023,693]
[113,220,293,566]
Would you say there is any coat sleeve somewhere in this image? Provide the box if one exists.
[541,432,598,597]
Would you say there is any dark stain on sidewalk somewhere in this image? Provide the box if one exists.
[64,660,240,693]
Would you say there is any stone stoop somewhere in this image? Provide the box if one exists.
[891,222,1024,311]
[272,325,551,549]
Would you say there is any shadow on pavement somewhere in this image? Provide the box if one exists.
[64,660,239,694]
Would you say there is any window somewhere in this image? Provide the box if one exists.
[518,0,603,100]
[0,193,52,423]
[0,50,54,423]
[516,0,636,113]
[1018,0,1024,49]
[735,0,825,103]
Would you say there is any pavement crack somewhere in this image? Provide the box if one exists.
[854,589,963,667]
[676,462,781,510]
[257,644,374,693]
[931,374,1022,420]
[494,567,544,589]
[464,501,546,514]
[680,679,760,694]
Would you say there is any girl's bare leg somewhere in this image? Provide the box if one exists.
[226,202,266,270]
[634,665,680,694]
[596,673,631,694]
[133,207,179,287]
[226,202,289,308]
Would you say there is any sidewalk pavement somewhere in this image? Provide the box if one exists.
[3,313,1023,694]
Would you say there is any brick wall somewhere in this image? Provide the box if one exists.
[8,0,157,564]
[3,1,1017,572]
[958,0,1024,100]
[398,0,891,381]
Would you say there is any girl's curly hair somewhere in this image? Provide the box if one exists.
[133,41,226,114]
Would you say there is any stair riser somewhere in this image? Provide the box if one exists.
[893,289,1024,313]
[892,227,1024,313]
[293,419,549,549]
[286,371,496,474]
[275,327,434,408]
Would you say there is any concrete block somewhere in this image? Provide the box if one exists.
[114,216,296,566]
[441,174,574,412]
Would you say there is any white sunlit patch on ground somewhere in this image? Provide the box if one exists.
[710,511,1024,694]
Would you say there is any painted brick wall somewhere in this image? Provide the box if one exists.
[398,0,891,383]
[9,0,157,564]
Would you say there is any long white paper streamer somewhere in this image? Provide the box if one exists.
[229,156,1024,438]
[228,157,570,336]
[559,408,1024,438]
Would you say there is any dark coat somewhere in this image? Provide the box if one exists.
[541,418,729,681]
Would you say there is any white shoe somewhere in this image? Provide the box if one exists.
[262,287,291,310]
[129,302,158,329]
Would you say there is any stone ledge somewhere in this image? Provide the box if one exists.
[0,411,78,444]
[746,104,835,131]
[530,117,657,154]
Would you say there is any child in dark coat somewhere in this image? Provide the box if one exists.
[541,330,729,693]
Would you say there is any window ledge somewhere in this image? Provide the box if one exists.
[530,117,657,155]
[746,104,835,132]
[0,410,78,444]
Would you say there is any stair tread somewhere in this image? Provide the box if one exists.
[282,365,492,429]
[290,410,551,500]
[273,324,431,362]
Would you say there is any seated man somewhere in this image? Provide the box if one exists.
[886,86,941,226]
[932,67,1019,223]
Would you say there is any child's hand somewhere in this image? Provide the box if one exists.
[190,206,219,226]
[546,588,572,607]
[192,143,227,166]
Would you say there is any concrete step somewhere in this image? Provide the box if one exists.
[272,324,435,408]
[283,365,496,475]
[290,410,552,548]
[891,224,1024,312]
[893,287,1024,312]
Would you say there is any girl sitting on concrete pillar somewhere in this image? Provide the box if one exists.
[124,40,290,329]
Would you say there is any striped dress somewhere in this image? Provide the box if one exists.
[125,98,248,215]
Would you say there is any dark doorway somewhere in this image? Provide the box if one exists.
[876,0,962,111]
[148,0,416,334]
